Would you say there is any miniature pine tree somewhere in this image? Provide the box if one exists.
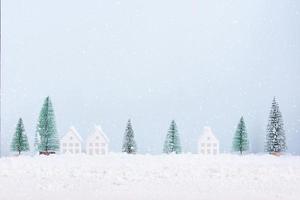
[122,119,137,154]
[265,97,287,154]
[11,118,30,155]
[232,117,249,155]
[36,96,59,153]
[163,120,182,154]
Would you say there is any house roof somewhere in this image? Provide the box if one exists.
[62,126,83,141]
[95,125,109,143]
[198,127,219,142]
[86,125,109,143]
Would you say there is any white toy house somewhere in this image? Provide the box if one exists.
[85,126,109,155]
[198,127,220,155]
[60,127,83,154]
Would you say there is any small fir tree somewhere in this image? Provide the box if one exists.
[36,96,59,153]
[122,119,137,154]
[11,118,30,155]
[232,117,249,155]
[265,97,287,154]
[163,120,182,154]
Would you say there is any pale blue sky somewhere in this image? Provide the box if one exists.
[1,0,300,155]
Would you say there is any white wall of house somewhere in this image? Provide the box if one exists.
[85,126,109,155]
[60,127,82,154]
[198,127,220,155]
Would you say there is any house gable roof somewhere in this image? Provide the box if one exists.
[62,126,83,142]
[86,125,109,143]
[199,127,219,143]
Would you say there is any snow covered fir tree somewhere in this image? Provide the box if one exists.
[232,117,249,155]
[10,118,30,155]
[122,119,137,154]
[163,120,182,154]
[36,97,60,154]
[265,97,287,155]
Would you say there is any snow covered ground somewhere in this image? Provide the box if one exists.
[0,154,300,200]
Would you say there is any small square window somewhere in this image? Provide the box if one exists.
[201,143,205,147]
[75,143,79,147]
[89,143,93,147]
[96,136,99,140]
[70,137,73,140]
[75,149,79,154]
[213,149,217,155]
[95,149,100,155]
[207,149,211,154]
[207,137,210,141]
[213,143,217,147]
[101,143,105,147]
[63,143,67,147]
[69,143,73,147]
[101,149,106,154]
[95,143,99,147]
[207,143,211,147]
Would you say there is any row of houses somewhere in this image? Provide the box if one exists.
[61,126,109,155]
[60,126,220,155]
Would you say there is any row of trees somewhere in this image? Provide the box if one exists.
[122,119,182,154]
[11,97,287,156]
[11,97,60,155]
[232,97,287,155]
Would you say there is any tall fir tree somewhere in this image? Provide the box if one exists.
[232,116,249,155]
[265,97,287,154]
[163,120,182,154]
[36,96,59,153]
[11,118,30,155]
[122,119,137,154]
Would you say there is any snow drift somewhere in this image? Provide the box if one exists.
[0,154,299,200]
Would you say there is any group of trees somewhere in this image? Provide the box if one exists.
[121,119,182,154]
[11,97,287,156]
[11,97,59,155]
[232,97,287,155]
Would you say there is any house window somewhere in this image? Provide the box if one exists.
[69,149,73,153]
[201,150,205,154]
[95,149,100,155]
[75,143,79,147]
[207,149,211,154]
[89,143,93,147]
[213,149,217,155]
[70,136,73,140]
[207,143,211,147]
[101,149,106,154]
[96,136,99,140]
[207,137,210,141]
[89,149,93,155]
[63,143,67,147]
[63,149,67,153]
[201,143,205,147]
[75,149,79,154]
[213,143,217,147]
[95,143,99,147]
[69,143,73,147]
[101,143,105,147]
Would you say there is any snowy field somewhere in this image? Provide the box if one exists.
[0,154,300,200]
